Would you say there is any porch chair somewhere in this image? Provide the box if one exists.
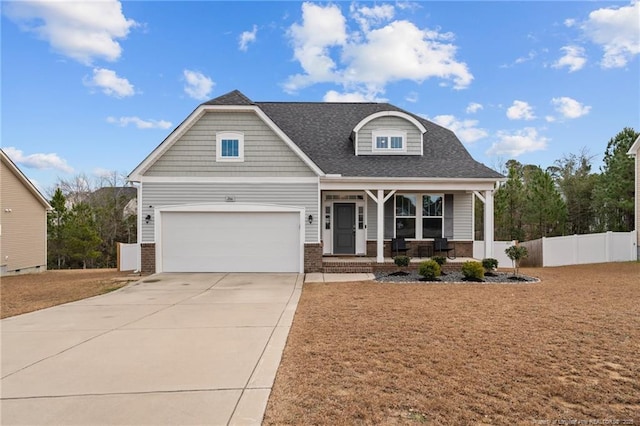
[391,237,409,257]
[434,237,456,259]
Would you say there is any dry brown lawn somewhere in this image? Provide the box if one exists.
[0,269,135,319]
[265,262,640,425]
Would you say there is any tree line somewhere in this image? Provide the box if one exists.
[47,172,137,269]
[477,127,638,242]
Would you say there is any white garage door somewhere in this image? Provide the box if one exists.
[160,211,301,272]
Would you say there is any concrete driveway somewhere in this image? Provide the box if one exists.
[1,273,303,425]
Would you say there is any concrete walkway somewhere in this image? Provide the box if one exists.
[1,273,303,425]
[304,273,376,283]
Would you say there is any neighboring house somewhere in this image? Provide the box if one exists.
[87,186,137,219]
[129,90,504,274]
[628,135,640,260]
[0,149,52,276]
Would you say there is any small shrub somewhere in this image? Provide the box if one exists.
[505,245,528,276]
[461,261,484,281]
[393,255,410,267]
[418,260,441,281]
[482,258,499,273]
[432,256,447,266]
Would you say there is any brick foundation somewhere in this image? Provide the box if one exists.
[366,240,473,258]
[304,243,323,273]
[140,243,156,275]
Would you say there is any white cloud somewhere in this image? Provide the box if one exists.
[506,100,536,120]
[465,102,483,114]
[552,45,587,72]
[3,147,73,173]
[106,116,172,129]
[564,18,577,28]
[405,91,419,103]
[183,69,214,100]
[581,1,640,68]
[431,115,488,144]
[545,115,556,123]
[239,25,258,51]
[285,3,347,91]
[486,128,549,157]
[84,68,135,98]
[284,3,472,97]
[4,0,136,65]
[350,3,395,32]
[551,96,591,119]
[323,90,386,102]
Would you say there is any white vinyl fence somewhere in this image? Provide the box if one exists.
[475,231,637,268]
[539,231,637,267]
[473,240,516,268]
[117,243,139,272]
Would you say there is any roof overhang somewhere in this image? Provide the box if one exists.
[0,149,52,209]
[319,176,504,192]
[128,104,325,182]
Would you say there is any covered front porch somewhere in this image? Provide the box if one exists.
[318,177,498,267]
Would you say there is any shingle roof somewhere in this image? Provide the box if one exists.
[205,91,503,179]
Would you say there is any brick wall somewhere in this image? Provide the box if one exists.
[140,243,156,275]
[366,240,473,258]
[304,243,323,272]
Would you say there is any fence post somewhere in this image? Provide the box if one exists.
[573,234,579,264]
[605,231,612,262]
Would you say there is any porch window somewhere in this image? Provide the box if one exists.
[391,193,444,239]
[395,194,416,238]
[216,132,244,162]
[422,195,443,238]
[372,129,406,152]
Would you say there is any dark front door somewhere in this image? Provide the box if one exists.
[333,203,355,254]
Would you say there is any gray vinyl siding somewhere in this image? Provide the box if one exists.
[366,195,377,240]
[145,111,316,177]
[357,116,423,156]
[453,192,473,240]
[141,181,319,243]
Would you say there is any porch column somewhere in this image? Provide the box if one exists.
[484,189,494,258]
[377,189,385,263]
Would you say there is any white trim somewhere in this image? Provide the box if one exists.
[154,203,305,273]
[627,134,640,156]
[353,110,427,134]
[321,177,500,191]
[372,129,407,153]
[128,104,325,181]
[216,131,244,162]
[136,182,142,272]
[136,176,320,183]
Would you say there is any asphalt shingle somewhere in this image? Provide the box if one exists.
[204,91,504,179]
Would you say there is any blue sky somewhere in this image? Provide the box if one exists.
[2,1,639,194]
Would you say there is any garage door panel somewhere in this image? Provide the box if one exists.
[161,211,300,273]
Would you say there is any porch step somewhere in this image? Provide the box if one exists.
[323,263,374,273]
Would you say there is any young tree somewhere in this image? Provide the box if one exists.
[65,202,102,269]
[47,188,69,269]
[547,150,597,235]
[523,167,567,239]
[494,161,526,241]
[592,127,638,232]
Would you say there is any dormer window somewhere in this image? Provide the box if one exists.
[216,132,244,162]
[372,129,406,152]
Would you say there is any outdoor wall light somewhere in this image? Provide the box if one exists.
[145,214,151,224]
[308,214,313,224]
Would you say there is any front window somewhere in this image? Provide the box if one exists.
[422,195,443,238]
[372,130,406,152]
[216,132,244,162]
[395,194,416,238]
[392,193,444,239]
